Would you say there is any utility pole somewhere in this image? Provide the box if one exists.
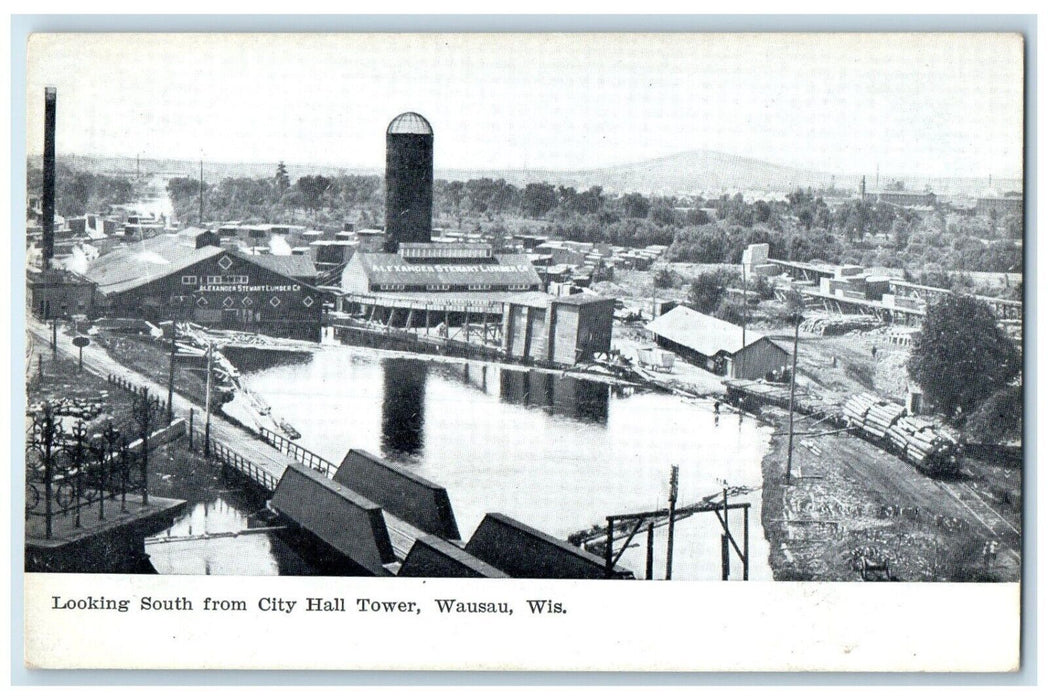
[665,465,679,580]
[741,261,747,349]
[785,313,803,483]
[167,320,177,424]
[199,158,204,225]
[204,341,213,457]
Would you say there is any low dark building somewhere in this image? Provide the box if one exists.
[399,535,508,578]
[333,449,460,540]
[464,513,632,579]
[270,463,396,576]
[84,234,322,340]
[26,268,97,319]
[976,195,1023,218]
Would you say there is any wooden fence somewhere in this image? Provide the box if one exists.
[258,427,337,477]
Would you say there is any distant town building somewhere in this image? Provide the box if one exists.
[975,195,1023,218]
[861,190,937,208]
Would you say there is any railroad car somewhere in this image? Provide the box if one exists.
[842,393,961,476]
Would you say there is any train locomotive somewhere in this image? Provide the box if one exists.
[842,393,961,477]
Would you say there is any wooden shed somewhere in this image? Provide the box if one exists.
[501,293,615,367]
[646,306,790,380]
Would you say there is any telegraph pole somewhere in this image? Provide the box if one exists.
[785,313,803,483]
[741,261,747,349]
[204,342,213,457]
[665,465,679,580]
[167,320,177,424]
[199,158,204,225]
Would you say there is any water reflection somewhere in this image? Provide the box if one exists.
[238,346,775,579]
[381,358,427,456]
[498,369,609,423]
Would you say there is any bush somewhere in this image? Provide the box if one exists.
[653,268,678,289]
[688,270,738,313]
[908,295,1021,420]
[714,300,746,326]
[965,386,1023,444]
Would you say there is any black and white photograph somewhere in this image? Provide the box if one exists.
[18,30,1026,671]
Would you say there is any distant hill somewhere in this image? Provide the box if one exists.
[33,151,1022,199]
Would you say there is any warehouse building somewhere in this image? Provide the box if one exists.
[84,234,322,340]
[975,194,1023,218]
[646,306,790,379]
[501,293,615,366]
[338,241,544,335]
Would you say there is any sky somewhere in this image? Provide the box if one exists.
[25,33,1025,179]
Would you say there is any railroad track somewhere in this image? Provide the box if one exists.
[935,476,1020,540]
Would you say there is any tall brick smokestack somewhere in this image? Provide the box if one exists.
[384,112,433,253]
[42,86,57,269]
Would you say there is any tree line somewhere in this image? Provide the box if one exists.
[27,162,134,219]
[154,163,1021,274]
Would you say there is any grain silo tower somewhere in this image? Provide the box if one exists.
[384,112,433,252]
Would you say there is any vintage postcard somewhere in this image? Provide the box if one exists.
[20,32,1024,672]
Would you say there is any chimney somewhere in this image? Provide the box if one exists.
[42,87,57,269]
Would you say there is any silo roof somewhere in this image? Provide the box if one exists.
[387,112,433,135]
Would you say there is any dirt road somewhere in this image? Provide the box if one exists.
[760,407,1021,582]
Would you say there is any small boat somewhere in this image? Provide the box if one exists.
[278,419,301,440]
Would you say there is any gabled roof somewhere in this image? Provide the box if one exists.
[646,305,769,357]
[352,252,541,288]
[250,253,318,279]
[85,235,321,296]
[84,236,225,295]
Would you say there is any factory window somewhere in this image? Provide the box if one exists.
[223,275,248,284]
[468,284,492,291]
[181,275,198,285]
[426,284,450,291]
[380,284,405,292]
[508,284,531,291]
[206,275,223,284]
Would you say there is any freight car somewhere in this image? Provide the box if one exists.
[842,393,961,476]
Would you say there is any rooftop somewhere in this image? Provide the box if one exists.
[349,252,541,289]
[647,305,767,357]
[250,253,319,279]
[387,112,433,136]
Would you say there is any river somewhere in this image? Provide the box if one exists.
[207,346,774,580]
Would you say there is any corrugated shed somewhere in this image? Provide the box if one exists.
[250,253,318,280]
[646,305,756,356]
[84,237,223,295]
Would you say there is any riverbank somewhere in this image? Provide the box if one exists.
[758,406,1021,582]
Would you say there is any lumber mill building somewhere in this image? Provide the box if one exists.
[332,111,616,367]
[646,305,790,380]
[83,232,322,340]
